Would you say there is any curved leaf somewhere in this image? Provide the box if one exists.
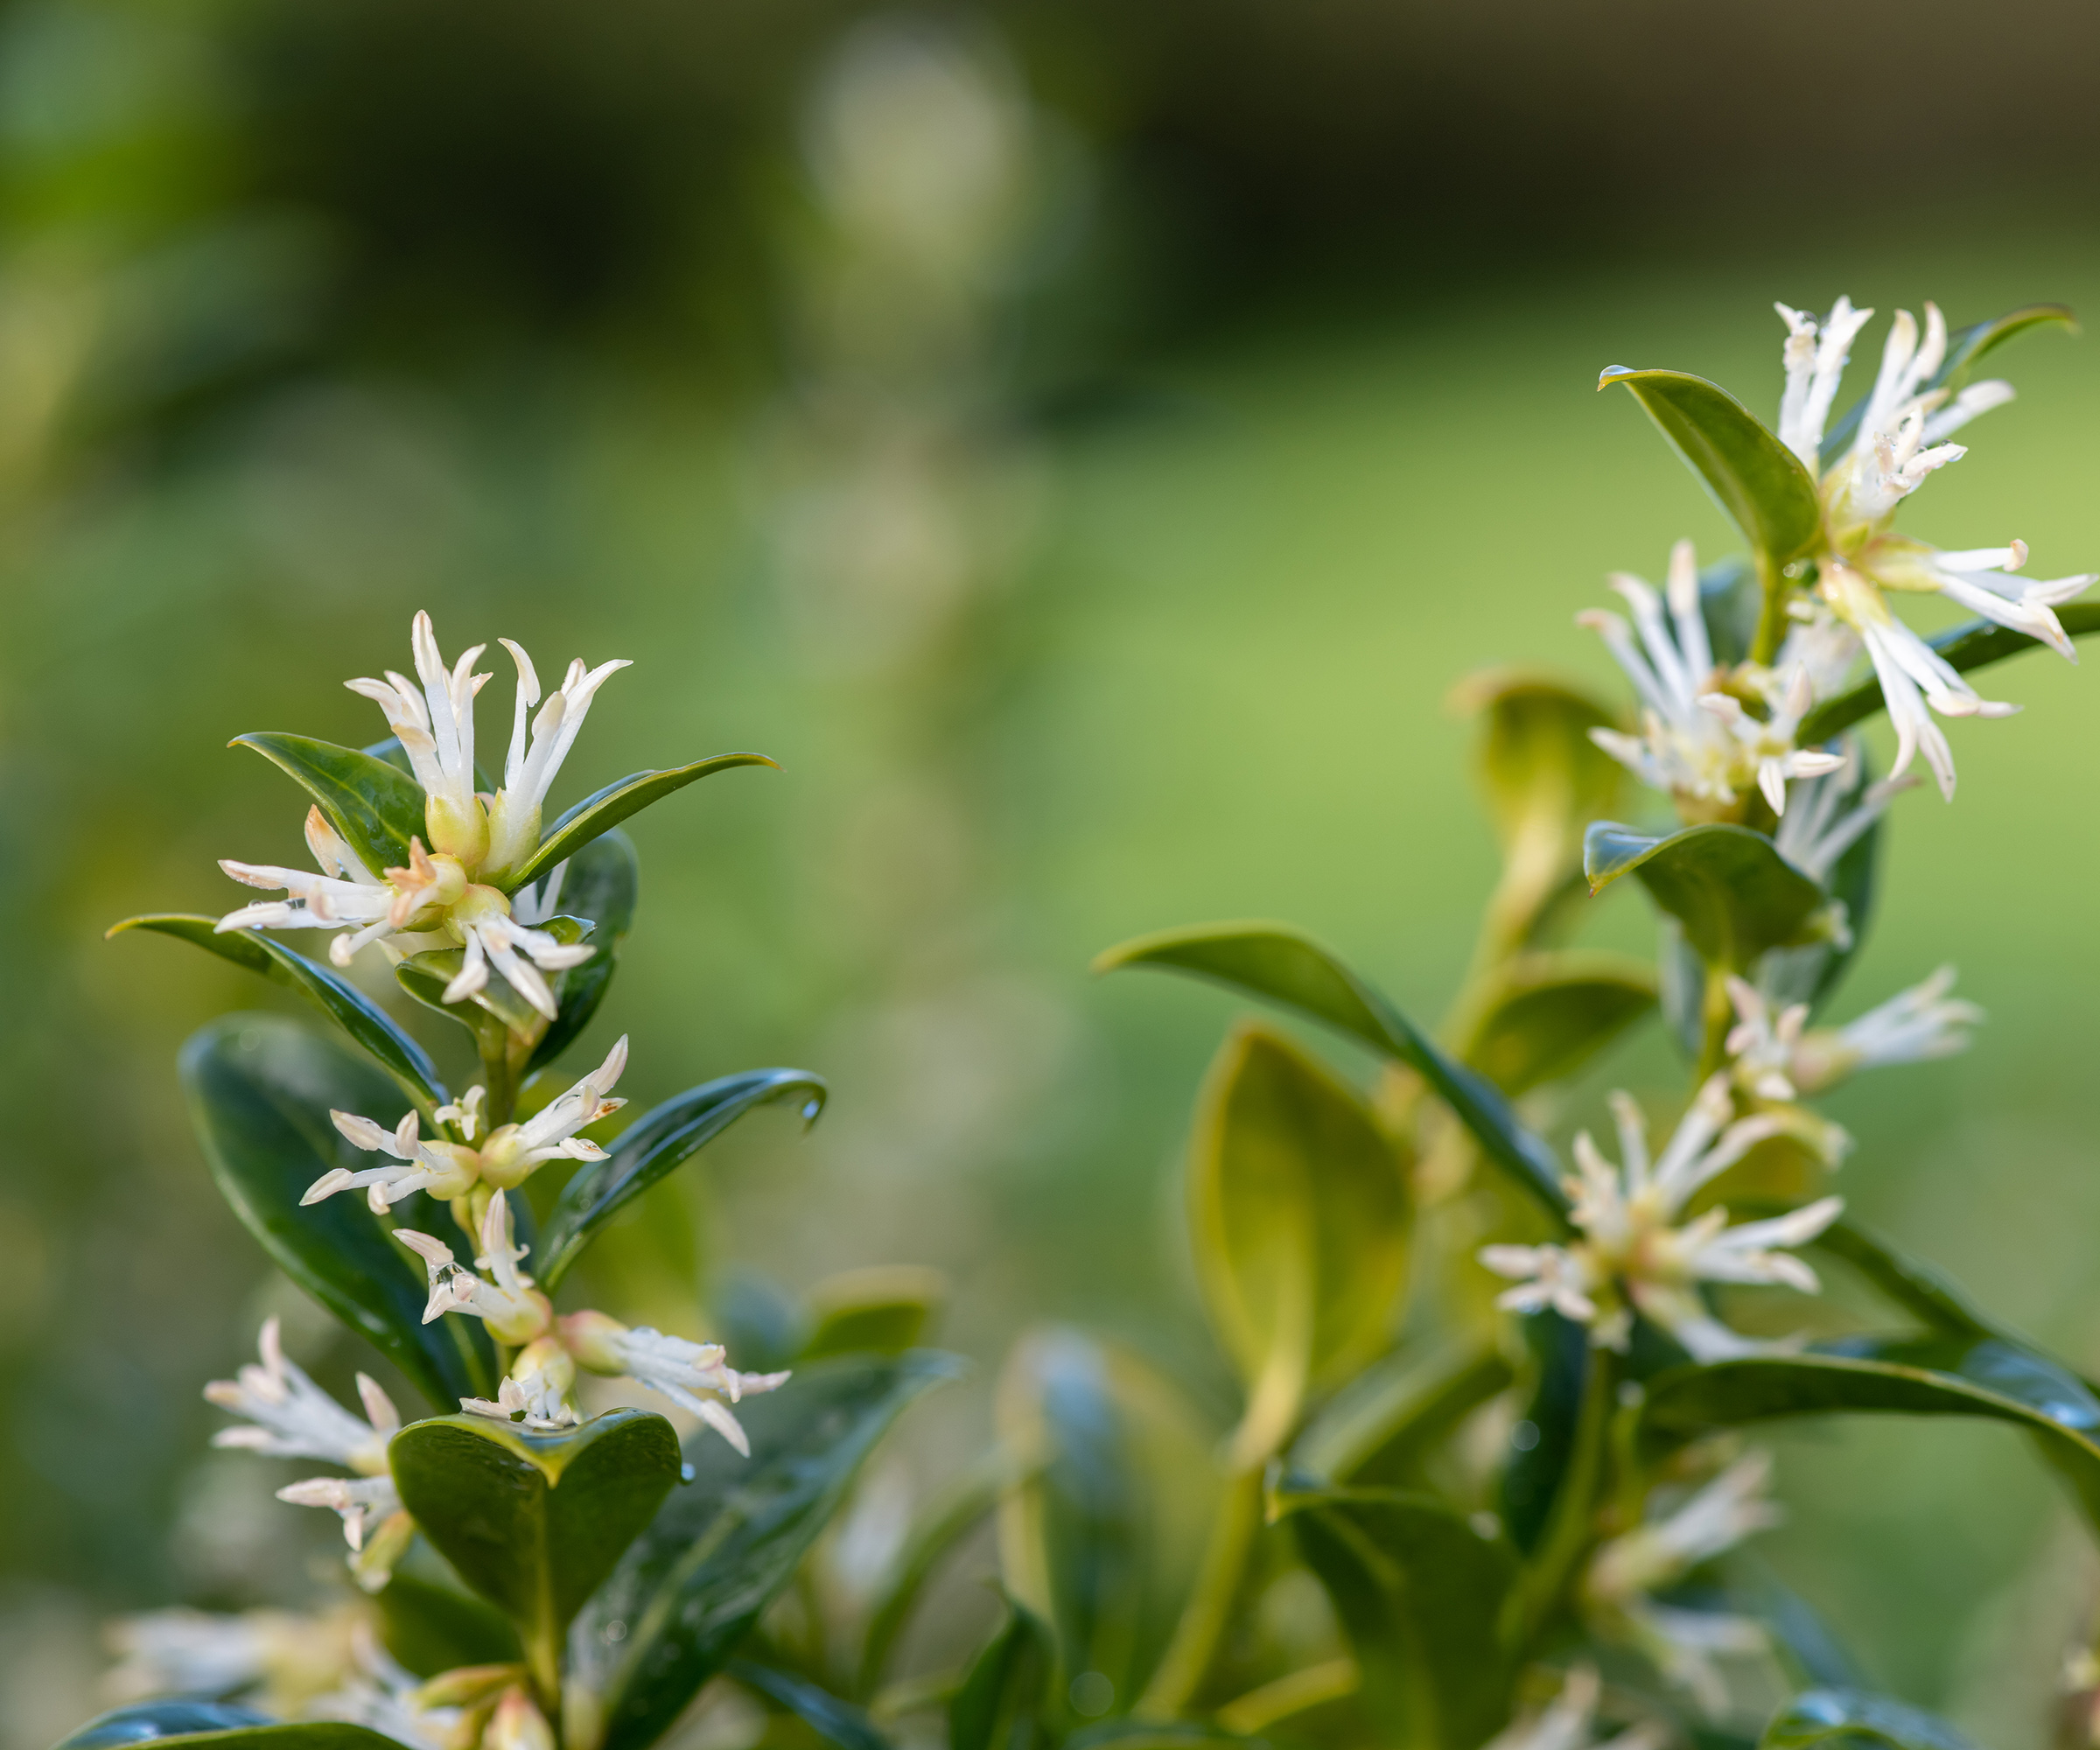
[730,1662,893,1750]
[1190,1025,1410,1460]
[1761,1688,1980,1750]
[948,1600,1055,1750]
[538,1068,828,1290]
[232,733,426,878]
[111,915,446,1109]
[1598,368,1821,565]
[1584,822,1830,971]
[374,1564,523,1677]
[180,1014,494,1407]
[1820,303,2076,461]
[1457,951,1656,1096]
[1499,1310,1594,1554]
[1800,602,2100,743]
[506,752,777,890]
[389,1409,681,1692]
[522,829,640,1075]
[572,1351,962,1750]
[802,1265,948,1362]
[53,1712,398,1750]
[1095,923,1568,1224]
[1640,1336,2100,1531]
[1291,1341,1514,1488]
[1276,1485,1517,1750]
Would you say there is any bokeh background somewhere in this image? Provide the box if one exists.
[9,0,2100,1742]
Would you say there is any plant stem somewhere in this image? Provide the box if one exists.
[1134,1464,1265,1718]
[1691,966,1734,1085]
[1749,553,1790,668]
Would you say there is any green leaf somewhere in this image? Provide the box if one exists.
[180,1014,494,1407]
[389,1409,681,1692]
[505,752,777,891]
[1095,923,1569,1225]
[1190,1025,1410,1460]
[1760,1688,1981,1750]
[995,1329,1222,1710]
[395,956,514,1060]
[574,1352,962,1750]
[948,1600,1057,1750]
[1277,1485,1517,1750]
[110,915,447,1109]
[1584,822,1830,971]
[374,1564,523,1678]
[523,830,640,1075]
[1455,950,1656,1096]
[232,732,426,878]
[802,1265,948,1362]
[538,1068,828,1291]
[1640,1336,2100,1532]
[1799,602,2100,744]
[1500,1312,1592,1554]
[1598,368,1821,567]
[52,1713,401,1750]
[1290,1341,1514,1487]
[730,1662,893,1750]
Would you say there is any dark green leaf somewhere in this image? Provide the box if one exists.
[1760,1688,1981,1750]
[1584,822,1830,971]
[1189,1026,1410,1457]
[523,830,640,1075]
[948,1600,1056,1750]
[1821,303,2076,461]
[994,1329,1221,1709]
[1799,603,2100,743]
[374,1563,523,1677]
[1641,1336,2100,1531]
[53,1712,399,1750]
[1500,1312,1592,1554]
[395,956,513,1058]
[539,1068,828,1290]
[1457,951,1656,1096]
[1598,368,1821,566]
[111,915,447,1109]
[232,733,426,878]
[730,1662,893,1750]
[1291,1341,1514,1487]
[1278,1486,1517,1750]
[505,752,777,890]
[575,1352,962,1750]
[1095,924,1569,1225]
[180,1014,494,1407]
[389,1409,681,1689]
[802,1265,948,1362]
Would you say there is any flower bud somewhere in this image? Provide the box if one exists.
[557,1309,630,1375]
[426,792,491,872]
[487,1688,555,1750]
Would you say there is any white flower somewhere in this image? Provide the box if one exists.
[304,1624,460,1748]
[1771,298,2095,798]
[215,612,625,1019]
[1789,966,1982,1093]
[1479,1076,1842,1362]
[1579,541,1844,818]
[1481,1665,1666,1750]
[560,1310,789,1455]
[204,1317,399,1474]
[103,1606,363,1712]
[395,1191,550,1346]
[1771,757,1917,885]
[462,1337,580,1431]
[304,1038,626,1209]
[1584,1452,1782,1715]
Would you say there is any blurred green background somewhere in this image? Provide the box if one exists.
[8,0,2100,1742]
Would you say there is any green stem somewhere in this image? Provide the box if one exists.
[1691,965,1734,1085]
[1135,1464,1265,1718]
[1749,554,1791,668]
[483,1036,523,1130]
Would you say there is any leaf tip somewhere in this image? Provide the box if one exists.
[1597,365,1637,390]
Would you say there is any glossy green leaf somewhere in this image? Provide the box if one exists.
[1190,1025,1410,1459]
[1096,923,1569,1224]
[395,956,513,1059]
[1799,602,2100,743]
[730,1662,893,1750]
[538,1068,828,1290]
[523,829,640,1074]
[1640,1336,2100,1531]
[1820,303,2076,461]
[996,1328,1222,1711]
[574,1352,962,1750]
[1291,1341,1514,1487]
[53,1712,401,1750]
[948,1600,1056,1750]
[1457,950,1656,1096]
[505,752,777,890]
[802,1264,948,1362]
[1278,1485,1517,1750]
[111,914,447,1109]
[1598,368,1821,566]
[1761,1688,1980,1750]
[180,1014,494,1407]
[390,1409,681,1690]
[374,1564,523,1677]
[1500,1311,1592,1554]
[233,732,426,878]
[1584,822,1830,971]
